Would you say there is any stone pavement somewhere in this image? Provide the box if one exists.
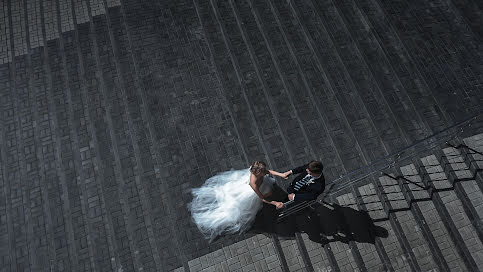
[0,0,482,271]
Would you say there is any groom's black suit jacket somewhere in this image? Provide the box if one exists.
[287,164,325,202]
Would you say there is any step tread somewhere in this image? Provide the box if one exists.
[463,133,483,168]
[443,147,483,218]
[300,233,332,272]
[186,235,283,272]
[421,155,453,190]
[400,163,467,271]
[400,164,430,200]
[279,239,306,272]
[378,175,409,210]
[336,193,384,271]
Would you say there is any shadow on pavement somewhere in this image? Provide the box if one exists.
[250,185,388,245]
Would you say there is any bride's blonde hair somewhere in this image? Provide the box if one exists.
[250,161,268,176]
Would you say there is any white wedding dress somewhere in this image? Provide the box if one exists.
[188,168,275,241]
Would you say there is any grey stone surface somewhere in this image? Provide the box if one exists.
[422,153,483,271]
[0,0,120,65]
[187,235,283,272]
[300,233,331,272]
[443,147,483,220]
[379,173,439,271]
[332,194,364,272]
[0,0,481,270]
[357,182,412,271]
[336,193,384,271]
[401,164,466,271]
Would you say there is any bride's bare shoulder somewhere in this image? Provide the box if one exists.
[249,172,257,180]
[249,172,263,185]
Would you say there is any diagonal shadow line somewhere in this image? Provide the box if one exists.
[251,198,390,246]
[446,142,483,157]
[272,144,483,235]
[275,168,482,228]
[382,172,428,190]
[380,169,483,216]
[246,169,483,246]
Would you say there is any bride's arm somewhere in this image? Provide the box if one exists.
[249,173,277,206]
[268,169,291,180]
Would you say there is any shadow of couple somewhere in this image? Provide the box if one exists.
[250,185,389,245]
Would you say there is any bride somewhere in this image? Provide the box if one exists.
[188,161,288,241]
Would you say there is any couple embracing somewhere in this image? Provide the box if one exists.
[189,161,325,241]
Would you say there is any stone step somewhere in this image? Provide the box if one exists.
[278,238,308,271]
[399,164,465,271]
[186,234,284,272]
[355,0,451,133]
[299,233,333,272]
[441,147,483,243]
[192,0,270,166]
[420,154,453,190]
[356,182,409,271]
[378,174,439,271]
[262,0,347,180]
[302,0,389,163]
[0,0,121,64]
[224,0,315,168]
[331,0,431,142]
[180,132,483,272]
[314,0,421,151]
[462,133,483,188]
[420,154,483,271]
[271,0,367,173]
[372,0,482,119]
[336,192,384,271]
[328,193,364,272]
[378,174,409,211]
[449,0,483,38]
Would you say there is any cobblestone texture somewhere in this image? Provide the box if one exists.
[0,0,120,64]
[187,235,283,272]
[300,233,331,272]
[336,193,384,271]
[464,134,483,172]
[422,152,483,271]
[443,147,483,219]
[333,194,363,272]
[357,183,412,271]
[400,164,466,271]
[380,174,439,271]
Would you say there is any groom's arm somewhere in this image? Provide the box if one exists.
[280,163,308,180]
[291,164,308,175]
[292,193,316,202]
[293,182,324,202]
[281,164,308,181]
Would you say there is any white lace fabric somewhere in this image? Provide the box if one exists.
[188,168,274,241]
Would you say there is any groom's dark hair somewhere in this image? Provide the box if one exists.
[308,160,323,175]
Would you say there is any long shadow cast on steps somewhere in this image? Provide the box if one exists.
[250,185,389,245]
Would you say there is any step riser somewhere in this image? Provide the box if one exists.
[439,148,483,243]
[373,177,421,271]
[353,185,393,271]
[398,165,453,272]
[457,137,483,192]
[182,134,483,272]
[338,144,483,271]
[418,157,478,271]
[335,192,380,272]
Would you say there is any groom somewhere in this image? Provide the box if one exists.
[274,160,325,209]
